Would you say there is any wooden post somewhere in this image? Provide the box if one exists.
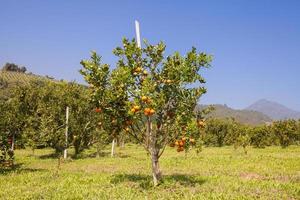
[63,106,69,159]
[135,20,141,48]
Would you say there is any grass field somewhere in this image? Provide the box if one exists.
[0,145,299,200]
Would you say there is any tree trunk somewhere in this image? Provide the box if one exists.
[57,155,61,170]
[243,145,248,155]
[121,140,125,148]
[151,151,161,186]
[96,143,101,158]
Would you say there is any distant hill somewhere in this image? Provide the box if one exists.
[245,99,300,120]
[0,70,51,100]
[199,104,272,125]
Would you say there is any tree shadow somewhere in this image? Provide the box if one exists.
[110,173,206,189]
[0,163,47,175]
[38,153,59,159]
[80,151,130,159]
[81,151,110,158]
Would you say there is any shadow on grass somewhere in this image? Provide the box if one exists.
[75,151,130,159]
[38,153,59,159]
[38,150,131,160]
[76,151,111,159]
[110,173,206,189]
[0,163,47,175]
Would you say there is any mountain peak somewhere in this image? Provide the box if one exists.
[246,99,300,120]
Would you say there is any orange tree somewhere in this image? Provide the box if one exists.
[80,38,212,186]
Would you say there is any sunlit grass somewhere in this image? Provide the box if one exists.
[0,144,299,199]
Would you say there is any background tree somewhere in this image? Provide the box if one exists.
[1,80,101,158]
[272,120,299,148]
[2,63,27,73]
[249,125,273,148]
[203,118,234,147]
[232,123,250,154]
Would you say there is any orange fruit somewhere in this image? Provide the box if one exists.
[141,96,148,102]
[134,67,142,73]
[190,138,195,144]
[166,79,172,84]
[149,109,155,115]
[144,108,151,116]
[95,108,102,113]
[197,120,205,128]
[179,141,184,147]
[133,105,140,111]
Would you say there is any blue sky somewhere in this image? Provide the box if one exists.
[1,0,299,110]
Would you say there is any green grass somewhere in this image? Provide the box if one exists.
[1,145,299,200]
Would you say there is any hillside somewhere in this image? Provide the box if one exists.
[246,99,300,120]
[199,104,272,125]
[0,70,50,100]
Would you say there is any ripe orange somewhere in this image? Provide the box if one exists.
[143,70,148,75]
[133,105,140,111]
[179,141,184,147]
[125,127,130,132]
[134,67,142,73]
[141,96,148,102]
[166,79,172,84]
[95,108,102,113]
[190,138,195,144]
[175,141,179,146]
[144,108,151,116]
[197,120,205,128]
[149,109,155,115]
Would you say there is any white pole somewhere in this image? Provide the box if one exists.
[111,139,115,157]
[135,20,141,48]
[64,106,69,159]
